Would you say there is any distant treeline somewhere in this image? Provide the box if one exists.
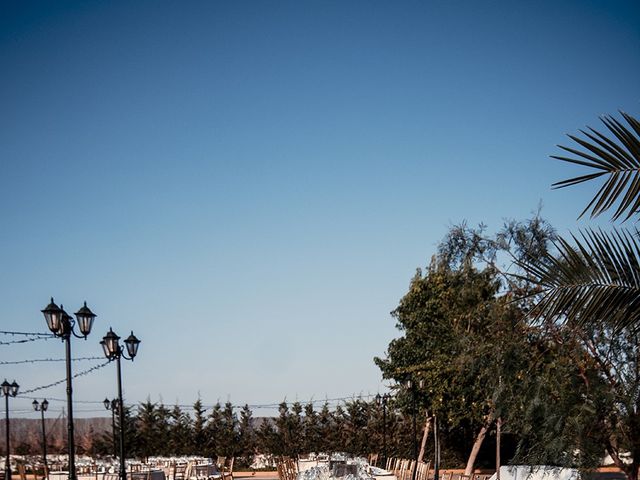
[2,398,507,469]
[98,398,418,468]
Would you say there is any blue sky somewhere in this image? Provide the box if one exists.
[1,0,639,418]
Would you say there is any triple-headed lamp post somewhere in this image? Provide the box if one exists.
[41,298,96,480]
[32,399,49,479]
[2,380,19,480]
[101,328,140,480]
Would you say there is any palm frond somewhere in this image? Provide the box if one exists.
[552,111,640,222]
[519,228,640,331]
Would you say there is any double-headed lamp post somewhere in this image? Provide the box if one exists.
[101,328,140,480]
[2,380,19,480]
[41,298,96,480]
[375,393,391,466]
[103,398,118,459]
[32,399,49,479]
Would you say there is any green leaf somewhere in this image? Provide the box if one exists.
[553,113,640,222]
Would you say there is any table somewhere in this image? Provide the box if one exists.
[130,470,167,480]
[49,470,166,480]
[296,460,397,480]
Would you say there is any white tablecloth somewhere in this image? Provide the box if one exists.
[49,470,166,480]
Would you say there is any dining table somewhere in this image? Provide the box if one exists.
[130,470,167,480]
[296,457,397,480]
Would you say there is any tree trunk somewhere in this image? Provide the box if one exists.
[418,415,432,463]
[464,421,491,475]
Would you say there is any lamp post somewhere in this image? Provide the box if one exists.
[405,380,418,480]
[32,399,49,479]
[375,393,390,466]
[41,298,96,480]
[103,398,118,459]
[101,328,140,480]
[2,379,19,480]
[405,379,424,480]
[433,414,440,480]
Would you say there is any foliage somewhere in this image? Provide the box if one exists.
[136,400,160,459]
[375,243,538,468]
[517,110,640,479]
[523,112,640,331]
[169,404,193,455]
[521,228,640,331]
[237,404,255,467]
[551,112,640,222]
[192,399,207,456]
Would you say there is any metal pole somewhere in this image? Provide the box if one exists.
[41,409,48,479]
[64,335,76,480]
[382,401,387,465]
[116,354,126,480]
[111,407,117,459]
[411,392,417,480]
[433,415,439,480]
[496,418,501,480]
[5,394,10,480]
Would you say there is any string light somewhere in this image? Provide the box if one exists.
[0,356,103,365]
[0,336,53,346]
[3,328,385,413]
[19,361,111,395]
[14,392,384,412]
[21,396,106,404]
[159,393,381,411]
[0,330,53,336]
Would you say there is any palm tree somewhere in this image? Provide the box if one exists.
[522,111,640,331]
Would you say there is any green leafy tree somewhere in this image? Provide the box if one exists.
[376,261,499,470]
[376,215,555,471]
[508,324,604,468]
[512,111,640,480]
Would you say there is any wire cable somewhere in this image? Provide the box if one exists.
[0,356,104,365]
[0,330,53,336]
[19,361,111,395]
[0,335,54,346]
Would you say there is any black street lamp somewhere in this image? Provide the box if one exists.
[2,379,19,480]
[32,399,49,479]
[103,398,118,459]
[375,393,391,467]
[433,414,440,480]
[101,328,140,480]
[42,298,96,480]
[405,379,424,480]
[405,380,418,480]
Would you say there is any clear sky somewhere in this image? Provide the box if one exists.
[1,0,639,419]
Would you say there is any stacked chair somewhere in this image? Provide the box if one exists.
[415,462,431,480]
[276,457,298,480]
